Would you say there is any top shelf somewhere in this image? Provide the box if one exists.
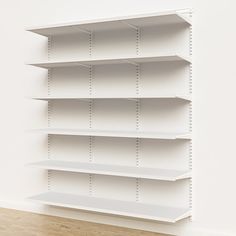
[26,11,191,37]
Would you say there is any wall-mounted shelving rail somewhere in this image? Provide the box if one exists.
[27,10,193,224]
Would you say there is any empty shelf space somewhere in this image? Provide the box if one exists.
[28,54,191,69]
[28,160,191,181]
[27,11,191,37]
[32,95,191,102]
[29,191,191,222]
[32,129,191,140]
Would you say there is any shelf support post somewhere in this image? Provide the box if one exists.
[88,30,94,197]
[47,36,53,191]
[189,11,193,221]
[135,26,141,202]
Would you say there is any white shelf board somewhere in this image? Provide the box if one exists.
[28,160,191,181]
[28,54,191,69]
[33,128,191,140]
[29,191,191,222]
[32,94,191,102]
[27,11,191,37]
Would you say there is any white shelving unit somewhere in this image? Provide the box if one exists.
[29,192,191,223]
[27,10,193,224]
[28,160,191,181]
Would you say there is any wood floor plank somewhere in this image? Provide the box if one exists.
[0,208,172,236]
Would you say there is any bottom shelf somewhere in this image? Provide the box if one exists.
[29,191,190,223]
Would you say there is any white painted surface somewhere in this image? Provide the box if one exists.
[0,1,235,236]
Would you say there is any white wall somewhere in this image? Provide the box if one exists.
[0,0,235,236]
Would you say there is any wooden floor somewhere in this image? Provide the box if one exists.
[0,208,170,236]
